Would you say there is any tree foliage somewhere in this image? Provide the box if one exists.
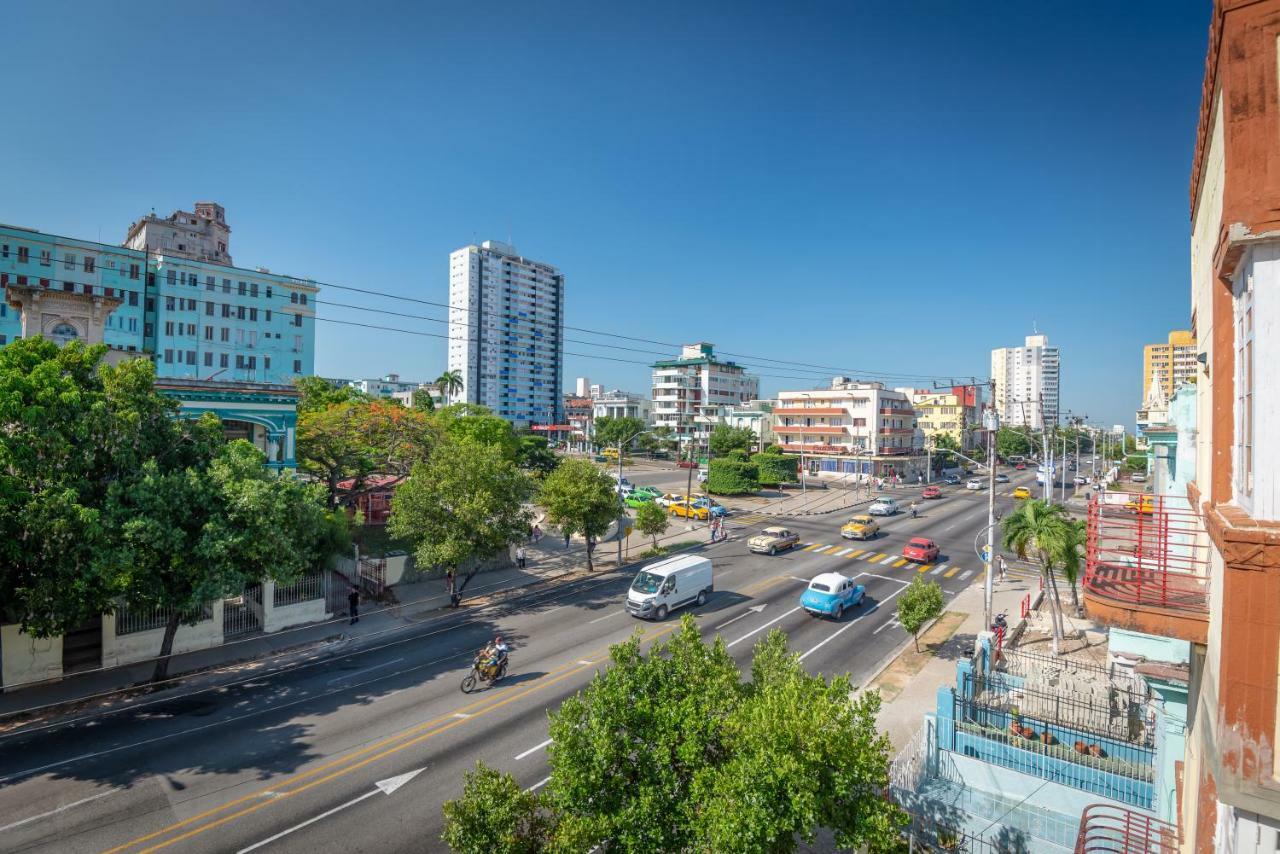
[388,437,533,589]
[436,369,464,403]
[751,446,798,486]
[633,500,669,548]
[897,576,945,652]
[709,423,756,457]
[931,432,961,453]
[593,415,646,450]
[1002,499,1076,655]
[515,434,560,478]
[435,403,519,461]
[442,619,906,852]
[706,457,759,495]
[442,763,553,854]
[293,375,368,413]
[537,458,618,571]
[995,427,1033,461]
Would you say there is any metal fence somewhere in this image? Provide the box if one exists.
[115,603,213,636]
[1074,803,1178,853]
[997,648,1146,696]
[901,813,1029,854]
[273,571,326,608]
[964,671,1154,748]
[223,584,263,638]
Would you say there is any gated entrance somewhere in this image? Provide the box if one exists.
[222,583,263,638]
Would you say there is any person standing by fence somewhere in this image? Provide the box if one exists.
[516,545,527,569]
[348,584,360,625]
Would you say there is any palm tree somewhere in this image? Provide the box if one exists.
[436,370,464,404]
[1001,499,1074,655]
[1059,516,1086,614]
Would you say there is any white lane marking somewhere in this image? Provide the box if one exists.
[577,660,594,665]
[453,712,471,719]
[527,776,551,792]
[727,606,802,648]
[789,576,809,583]
[515,738,553,761]
[238,769,424,853]
[0,788,121,833]
[588,610,623,624]
[834,548,852,556]
[715,603,767,630]
[874,618,901,635]
[800,587,906,661]
[325,657,404,685]
[960,570,974,580]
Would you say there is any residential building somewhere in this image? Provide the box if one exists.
[563,395,594,452]
[1078,4,1280,850]
[650,343,759,453]
[574,376,590,397]
[1141,329,1197,401]
[124,202,233,265]
[391,383,444,410]
[722,399,776,450]
[349,373,420,398]
[447,240,564,429]
[591,388,650,425]
[1,204,317,386]
[905,389,965,447]
[775,379,923,480]
[991,333,1060,429]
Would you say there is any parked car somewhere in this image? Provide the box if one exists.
[868,497,900,517]
[1073,475,1090,485]
[841,514,880,539]
[1012,486,1032,499]
[677,459,699,469]
[921,485,942,499]
[995,473,1010,483]
[626,555,714,621]
[748,526,800,555]
[669,500,710,521]
[1015,462,1027,470]
[1125,495,1156,515]
[690,497,727,518]
[624,486,663,508]
[697,467,709,484]
[902,537,940,563]
[1131,473,1147,482]
[800,572,865,620]
[965,478,986,490]
[656,492,683,508]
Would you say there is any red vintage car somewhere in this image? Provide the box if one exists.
[921,485,942,499]
[902,537,940,563]
[1015,462,1027,470]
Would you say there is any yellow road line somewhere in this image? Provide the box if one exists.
[944,566,961,578]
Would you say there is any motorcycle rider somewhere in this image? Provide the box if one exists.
[910,501,919,519]
[480,635,509,678]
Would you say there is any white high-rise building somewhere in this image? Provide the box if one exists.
[991,333,1060,430]
[448,241,564,427]
[651,343,759,447]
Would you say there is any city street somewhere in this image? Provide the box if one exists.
[0,469,1038,854]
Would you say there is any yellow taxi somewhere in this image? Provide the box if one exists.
[1012,486,1032,500]
[841,514,880,540]
[669,500,710,521]
[1125,494,1156,515]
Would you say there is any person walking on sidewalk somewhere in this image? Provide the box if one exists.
[564,529,571,548]
[997,554,1007,581]
[516,545,527,569]
[348,585,361,625]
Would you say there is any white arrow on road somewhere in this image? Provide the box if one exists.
[237,769,425,853]
[715,603,766,630]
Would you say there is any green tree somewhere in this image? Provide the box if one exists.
[0,340,221,637]
[296,400,435,508]
[897,576,945,652]
[751,446,798,486]
[515,434,560,478]
[1002,499,1076,655]
[995,427,1032,461]
[707,457,759,495]
[633,499,669,549]
[434,403,519,460]
[932,432,961,453]
[442,619,905,852]
[442,763,553,854]
[593,415,646,451]
[436,369,464,404]
[108,441,337,682]
[293,375,368,413]
[537,457,619,572]
[708,423,756,457]
[388,437,533,592]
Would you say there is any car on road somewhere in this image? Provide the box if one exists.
[624,486,662,508]
[902,537,940,563]
[669,500,711,520]
[691,497,727,518]
[697,467,709,484]
[841,514,880,539]
[1131,473,1147,483]
[748,526,800,555]
[965,478,986,490]
[1073,475,1090,485]
[921,485,942,499]
[800,572,865,619]
[868,497,900,516]
[1015,462,1027,470]
[627,554,714,620]
[677,459,699,469]
[1012,486,1032,499]
[943,474,962,485]
[1125,495,1156,515]
[995,473,1010,483]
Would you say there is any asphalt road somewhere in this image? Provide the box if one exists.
[0,467,1040,854]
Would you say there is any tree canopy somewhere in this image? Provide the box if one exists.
[593,415,646,450]
[897,576,944,652]
[709,423,756,457]
[537,458,618,571]
[995,427,1033,460]
[442,618,905,852]
[515,434,560,478]
[633,499,669,549]
[293,375,368,413]
[435,403,519,461]
[1002,499,1077,655]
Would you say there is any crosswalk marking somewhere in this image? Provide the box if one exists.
[891,558,908,568]
[867,553,886,563]
[802,543,822,552]
[929,565,945,575]
[820,545,841,554]
[943,566,960,578]
[846,549,866,559]
[959,570,975,580]
[834,547,852,556]
[916,563,932,573]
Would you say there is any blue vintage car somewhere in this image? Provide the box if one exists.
[800,572,865,619]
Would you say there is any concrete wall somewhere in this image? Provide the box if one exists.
[100,608,224,669]
[263,596,329,633]
[1,624,62,691]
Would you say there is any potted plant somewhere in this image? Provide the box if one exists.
[1009,706,1022,736]
[1040,730,1056,746]
[1088,743,1106,758]
[1074,740,1088,754]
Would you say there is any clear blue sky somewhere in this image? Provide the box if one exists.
[1,1,1210,428]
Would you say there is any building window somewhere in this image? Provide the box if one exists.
[249,308,257,321]
[264,356,271,370]
[250,283,258,298]
[164,321,175,336]
[129,263,140,280]
[222,279,231,293]
[265,310,272,322]
[204,352,213,367]
[39,249,50,266]
[221,304,230,318]
[220,353,228,368]
[205,302,213,316]
[165,297,175,311]
[238,281,247,296]
[166,270,176,285]
[266,285,272,299]
[63,253,76,270]
[299,293,308,305]
[144,323,154,337]
[206,276,215,290]
[186,350,196,365]
[1,244,7,258]
[293,314,302,327]
[221,327,229,342]
[17,246,28,263]
[83,256,95,273]
[290,292,298,304]
[293,359,302,373]
[237,306,246,320]
[1235,275,1255,501]
[164,349,174,364]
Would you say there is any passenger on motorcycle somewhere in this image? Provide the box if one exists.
[479,635,509,679]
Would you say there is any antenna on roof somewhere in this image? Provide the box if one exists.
[1032,320,1038,334]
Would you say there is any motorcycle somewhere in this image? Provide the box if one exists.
[461,651,508,693]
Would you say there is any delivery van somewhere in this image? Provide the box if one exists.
[626,554,714,621]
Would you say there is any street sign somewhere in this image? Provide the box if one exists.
[980,545,991,563]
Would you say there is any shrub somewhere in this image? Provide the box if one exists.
[752,450,798,486]
[707,457,759,495]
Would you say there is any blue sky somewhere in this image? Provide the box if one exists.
[1,1,1210,427]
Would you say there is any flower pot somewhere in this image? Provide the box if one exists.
[1040,732,1056,746]
[1088,744,1105,758]
[1074,741,1088,754]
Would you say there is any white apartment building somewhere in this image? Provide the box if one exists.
[348,373,420,398]
[392,383,444,409]
[592,389,650,424]
[651,343,759,448]
[448,241,564,428]
[991,333,1060,430]
[775,379,924,480]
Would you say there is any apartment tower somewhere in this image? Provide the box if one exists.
[991,333,1060,430]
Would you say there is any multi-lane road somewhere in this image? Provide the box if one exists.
[0,467,1040,854]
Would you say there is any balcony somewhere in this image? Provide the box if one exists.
[777,442,848,455]
[1083,493,1210,644]
[773,425,846,435]
[1074,804,1177,853]
[773,406,845,416]
[879,407,915,417]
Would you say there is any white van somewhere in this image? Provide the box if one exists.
[626,554,714,620]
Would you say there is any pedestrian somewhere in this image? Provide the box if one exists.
[348,584,360,625]
[998,555,1007,581]
[446,568,455,596]
[516,545,527,569]
[918,474,923,485]
[533,524,543,544]
[564,529,571,548]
